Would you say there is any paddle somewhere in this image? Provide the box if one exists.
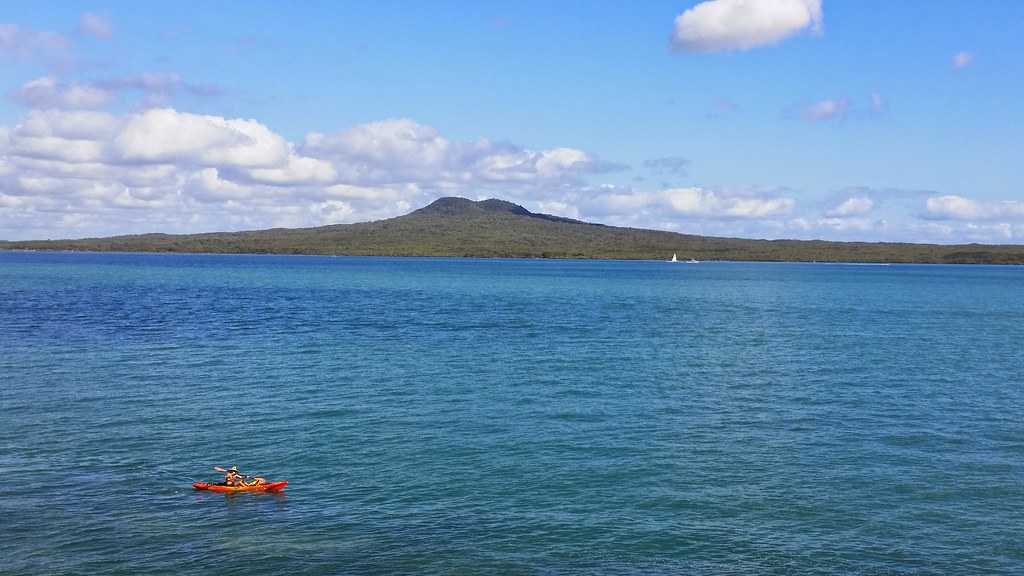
[213,466,266,485]
[215,465,251,477]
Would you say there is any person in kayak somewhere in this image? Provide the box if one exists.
[220,466,266,487]
[223,466,243,486]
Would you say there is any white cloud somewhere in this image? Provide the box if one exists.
[11,76,113,109]
[302,118,612,189]
[79,13,113,39]
[536,200,580,219]
[966,222,1014,241]
[952,51,974,70]
[7,108,299,171]
[16,108,121,141]
[803,98,849,121]
[926,195,1024,221]
[5,100,1016,245]
[817,217,878,232]
[663,187,794,218]
[966,219,1015,237]
[115,108,291,167]
[475,147,597,182]
[245,153,337,186]
[672,0,822,52]
[311,200,355,224]
[573,186,795,225]
[322,183,408,202]
[827,196,874,217]
[9,109,116,163]
[577,187,657,217]
[185,168,252,202]
[0,108,618,238]
[306,119,450,173]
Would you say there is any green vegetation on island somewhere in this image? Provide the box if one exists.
[3,197,1024,264]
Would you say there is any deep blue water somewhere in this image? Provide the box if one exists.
[1,252,1022,575]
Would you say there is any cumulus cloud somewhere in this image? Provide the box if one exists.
[952,51,974,70]
[827,196,874,217]
[8,109,119,163]
[11,76,113,109]
[6,99,1014,244]
[241,154,335,186]
[925,195,1024,221]
[561,185,1011,242]
[322,183,409,202]
[185,168,252,202]
[672,0,822,52]
[115,108,292,167]
[0,107,391,238]
[0,108,626,239]
[663,187,794,218]
[803,97,849,121]
[305,119,449,174]
[79,13,113,39]
[302,118,617,190]
[573,186,795,226]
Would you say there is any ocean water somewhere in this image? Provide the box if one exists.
[1,252,1022,575]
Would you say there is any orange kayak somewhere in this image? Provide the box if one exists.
[193,481,288,493]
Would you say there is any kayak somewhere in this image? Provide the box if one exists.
[193,481,288,493]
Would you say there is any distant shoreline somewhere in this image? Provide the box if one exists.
[4,197,1024,265]
[4,248,1024,266]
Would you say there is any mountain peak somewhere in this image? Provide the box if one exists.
[411,197,533,217]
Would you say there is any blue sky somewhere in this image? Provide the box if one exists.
[1,1,1022,242]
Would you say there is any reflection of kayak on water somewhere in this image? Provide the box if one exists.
[193,481,288,493]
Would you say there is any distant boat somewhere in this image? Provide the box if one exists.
[670,253,678,262]
[686,258,699,264]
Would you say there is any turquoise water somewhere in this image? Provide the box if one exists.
[1,252,1022,575]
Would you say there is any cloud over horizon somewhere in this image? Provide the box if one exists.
[1,100,1021,244]
[926,195,1024,221]
[0,106,622,239]
[827,196,874,217]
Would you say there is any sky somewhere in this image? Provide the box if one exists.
[1,0,1023,243]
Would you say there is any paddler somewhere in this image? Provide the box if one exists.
[219,465,267,487]
[223,466,243,486]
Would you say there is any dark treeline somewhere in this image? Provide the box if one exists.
[4,197,1024,264]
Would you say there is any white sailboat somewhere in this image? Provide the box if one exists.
[670,253,678,262]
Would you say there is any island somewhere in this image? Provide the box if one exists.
[3,197,1023,264]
